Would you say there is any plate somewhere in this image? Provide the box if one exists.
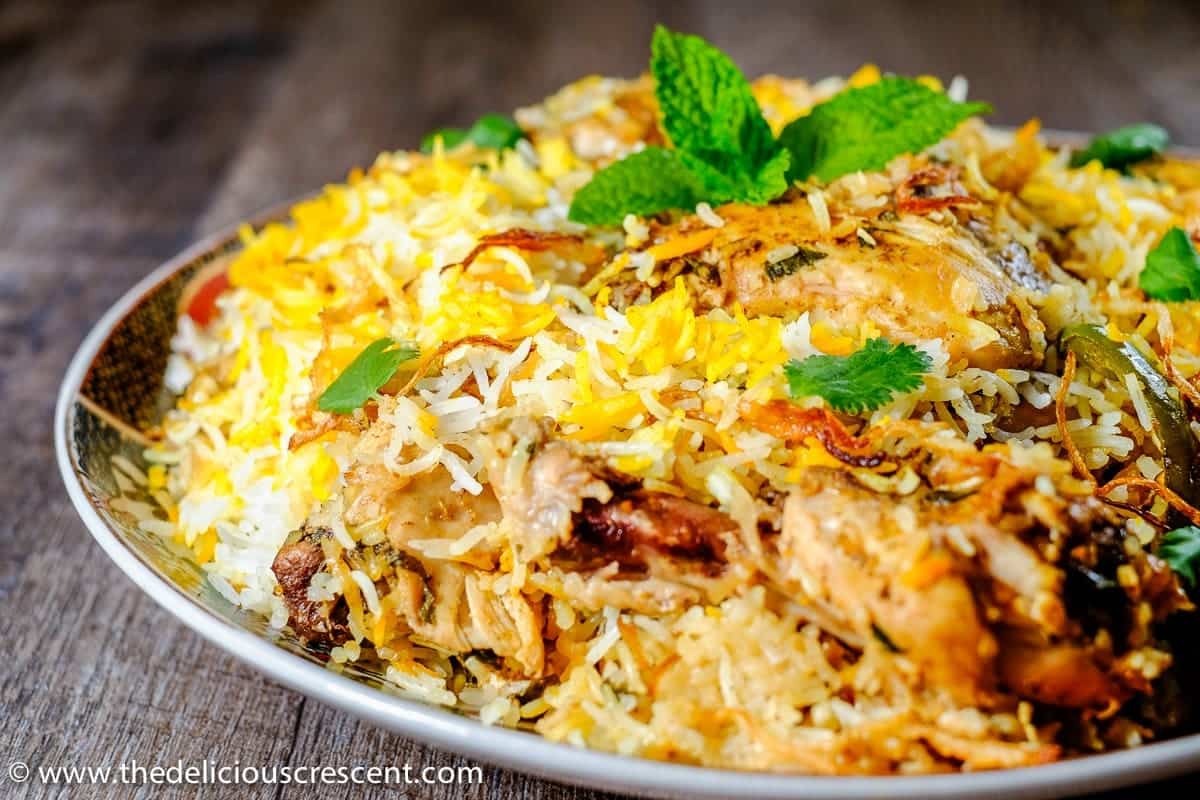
[57,189,1200,799]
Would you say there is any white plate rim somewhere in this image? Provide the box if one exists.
[55,184,1200,800]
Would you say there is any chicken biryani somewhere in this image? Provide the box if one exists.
[125,27,1200,774]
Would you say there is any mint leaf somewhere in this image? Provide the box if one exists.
[678,147,791,205]
[568,147,703,225]
[420,128,469,153]
[317,337,419,414]
[650,26,781,184]
[466,113,525,150]
[1070,123,1168,171]
[779,77,991,183]
[567,29,792,225]
[1160,526,1200,587]
[784,337,932,415]
[1140,226,1200,302]
[420,113,524,154]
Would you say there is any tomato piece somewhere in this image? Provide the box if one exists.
[184,271,229,326]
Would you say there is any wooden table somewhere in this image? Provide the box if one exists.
[3,0,1198,797]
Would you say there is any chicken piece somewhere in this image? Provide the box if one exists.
[781,468,997,705]
[343,462,407,527]
[779,432,1179,711]
[561,487,747,605]
[486,418,615,561]
[552,567,705,616]
[383,467,501,552]
[888,429,1076,634]
[663,197,1041,370]
[271,525,350,645]
[340,462,540,671]
[488,417,743,602]
[996,635,1121,710]
[285,424,536,664]
[489,417,738,565]
[387,562,545,675]
[339,398,504,538]
[572,490,735,568]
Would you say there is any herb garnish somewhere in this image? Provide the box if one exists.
[420,113,525,154]
[1069,123,1169,171]
[649,27,791,205]
[765,246,827,280]
[1160,526,1200,587]
[568,28,990,225]
[1140,226,1200,303]
[784,337,932,415]
[568,147,706,223]
[778,78,992,183]
[569,27,789,225]
[317,337,419,415]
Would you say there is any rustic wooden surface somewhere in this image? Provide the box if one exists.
[3,0,1199,797]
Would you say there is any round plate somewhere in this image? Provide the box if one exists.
[57,188,1200,799]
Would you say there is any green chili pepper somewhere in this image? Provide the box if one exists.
[1061,324,1200,508]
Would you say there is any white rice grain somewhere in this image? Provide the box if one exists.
[1124,373,1154,432]
[696,202,725,228]
[766,244,799,264]
[585,607,622,665]
[807,190,831,232]
[350,569,383,617]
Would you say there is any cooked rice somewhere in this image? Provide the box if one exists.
[113,67,1200,774]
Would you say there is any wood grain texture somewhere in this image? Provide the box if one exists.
[1,1,1197,797]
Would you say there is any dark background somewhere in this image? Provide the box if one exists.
[3,1,1199,798]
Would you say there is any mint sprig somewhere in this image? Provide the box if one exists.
[1140,226,1200,303]
[567,31,991,225]
[650,27,789,202]
[568,26,789,225]
[784,337,932,415]
[778,78,991,183]
[317,338,419,414]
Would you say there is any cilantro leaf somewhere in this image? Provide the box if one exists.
[650,26,783,188]
[1140,226,1200,302]
[420,113,524,154]
[784,337,932,415]
[1159,526,1200,587]
[567,147,704,225]
[778,77,992,183]
[1070,123,1169,171]
[317,337,418,414]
